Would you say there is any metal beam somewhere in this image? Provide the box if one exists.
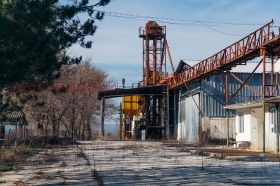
[229,72,262,95]
[227,58,263,104]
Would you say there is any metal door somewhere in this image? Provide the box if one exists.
[185,94,199,143]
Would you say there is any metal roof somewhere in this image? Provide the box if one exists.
[224,96,280,110]
[181,59,280,74]
[0,112,28,125]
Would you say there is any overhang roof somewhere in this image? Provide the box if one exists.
[224,97,280,110]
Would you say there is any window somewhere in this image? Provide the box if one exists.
[270,107,278,133]
[238,112,244,133]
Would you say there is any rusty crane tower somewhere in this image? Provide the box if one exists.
[138,21,168,139]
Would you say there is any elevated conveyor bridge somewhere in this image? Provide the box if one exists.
[164,21,280,90]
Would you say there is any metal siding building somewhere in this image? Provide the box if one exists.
[174,60,265,143]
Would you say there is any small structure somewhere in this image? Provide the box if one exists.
[0,111,28,146]
[225,97,280,152]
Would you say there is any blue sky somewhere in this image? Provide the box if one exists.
[66,0,280,99]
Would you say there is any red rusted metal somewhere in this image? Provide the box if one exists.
[229,72,262,95]
[139,21,166,86]
[166,40,175,74]
[227,59,263,104]
[262,49,266,98]
[153,38,157,84]
[145,39,150,86]
[166,21,280,89]
[270,57,274,96]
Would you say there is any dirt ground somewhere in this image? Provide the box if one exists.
[1,141,280,185]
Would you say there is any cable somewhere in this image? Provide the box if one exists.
[199,22,247,36]
[96,10,271,36]
[98,10,266,26]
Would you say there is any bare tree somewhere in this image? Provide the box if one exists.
[23,60,116,140]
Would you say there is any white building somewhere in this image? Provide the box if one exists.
[225,97,280,152]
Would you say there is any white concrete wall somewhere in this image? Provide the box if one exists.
[235,105,280,152]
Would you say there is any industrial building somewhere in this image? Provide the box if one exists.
[173,60,265,144]
[98,20,280,153]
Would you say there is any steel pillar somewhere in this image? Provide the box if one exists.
[262,49,266,153]
[153,38,157,84]
[145,95,150,139]
[145,39,150,86]
[119,102,122,140]
[100,97,105,139]
[225,71,229,147]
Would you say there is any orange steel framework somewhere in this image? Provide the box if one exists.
[163,21,280,91]
[98,20,280,142]
[138,21,168,138]
[139,21,167,86]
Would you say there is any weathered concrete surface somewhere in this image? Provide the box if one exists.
[1,141,280,185]
[202,117,236,141]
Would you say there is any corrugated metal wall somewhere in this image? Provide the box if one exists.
[179,72,263,117]
[178,94,199,143]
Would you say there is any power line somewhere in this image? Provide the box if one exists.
[96,10,270,36]
[99,10,266,26]
[199,22,247,36]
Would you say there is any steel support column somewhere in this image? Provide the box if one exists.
[271,56,274,96]
[166,90,170,138]
[100,97,105,140]
[151,95,157,138]
[225,71,229,147]
[145,39,150,86]
[145,95,150,139]
[153,38,157,84]
[119,102,122,140]
[262,49,266,153]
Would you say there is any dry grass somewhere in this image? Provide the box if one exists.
[33,170,44,179]
[13,180,29,186]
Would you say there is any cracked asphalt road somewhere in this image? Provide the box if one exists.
[1,141,280,185]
